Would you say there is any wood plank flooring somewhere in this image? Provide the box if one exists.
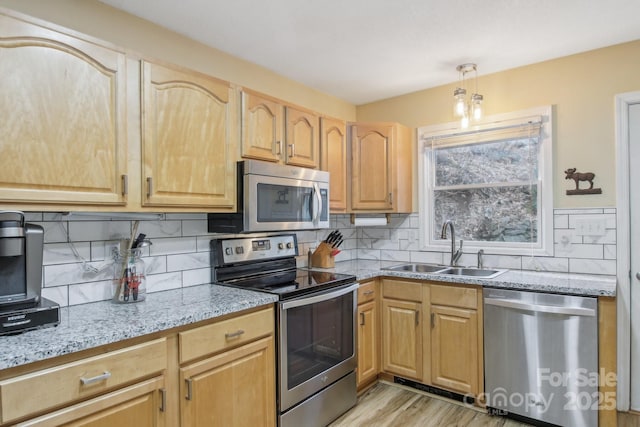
[329,382,532,427]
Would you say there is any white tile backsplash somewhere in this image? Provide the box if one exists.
[29,208,617,307]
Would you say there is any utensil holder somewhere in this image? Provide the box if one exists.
[310,242,335,268]
[112,248,146,303]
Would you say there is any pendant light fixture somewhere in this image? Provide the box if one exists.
[453,63,483,128]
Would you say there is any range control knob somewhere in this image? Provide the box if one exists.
[278,243,285,250]
[225,247,233,256]
[235,246,244,254]
[286,242,294,249]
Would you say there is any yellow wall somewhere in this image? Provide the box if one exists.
[357,40,640,208]
[0,0,356,121]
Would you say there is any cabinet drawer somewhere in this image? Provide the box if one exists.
[382,279,422,302]
[179,307,274,364]
[358,280,376,304]
[430,284,478,309]
[0,338,167,424]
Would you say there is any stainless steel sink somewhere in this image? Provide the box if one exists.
[437,267,507,278]
[382,263,448,273]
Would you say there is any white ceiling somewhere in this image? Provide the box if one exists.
[99,0,640,105]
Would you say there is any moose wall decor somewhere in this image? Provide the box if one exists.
[564,168,602,195]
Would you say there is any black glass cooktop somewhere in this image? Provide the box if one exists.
[216,268,356,300]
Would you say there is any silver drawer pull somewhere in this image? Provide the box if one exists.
[225,329,245,339]
[363,290,374,296]
[80,371,111,386]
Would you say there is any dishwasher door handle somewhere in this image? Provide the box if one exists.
[484,297,596,317]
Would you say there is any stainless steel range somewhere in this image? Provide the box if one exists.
[210,234,357,427]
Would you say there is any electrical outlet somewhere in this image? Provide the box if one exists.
[574,218,606,236]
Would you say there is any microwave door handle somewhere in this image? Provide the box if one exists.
[312,183,322,223]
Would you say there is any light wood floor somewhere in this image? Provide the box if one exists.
[329,382,532,427]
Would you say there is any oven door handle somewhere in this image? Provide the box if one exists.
[281,283,358,309]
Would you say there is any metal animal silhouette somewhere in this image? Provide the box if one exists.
[564,168,601,195]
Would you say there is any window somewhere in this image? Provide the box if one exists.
[418,106,553,256]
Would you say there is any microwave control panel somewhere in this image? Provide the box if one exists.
[217,234,298,264]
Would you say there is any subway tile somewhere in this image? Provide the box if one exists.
[183,268,212,287]
[44,261,112,287]
[553,214,569,229]
[604,245,617,260]
[68,221,130,242]
[149,237,197,256]
[23,212,43,221]
[196,236,215,252]
[137,220,182,239]
[37,221,68,243]
[41,285,68,307]
[379,250,411,263]
[555,208,604,215]
[583,229,616,245]
[69,280,113,305]
[484,255,522,270]
[522,256,569,273]
[181,219,211,237]
[166,252,210,272]
[372,239,400,250]
[144,256,167,275]
[569,259,616,275]
[361,228,390,240]
[146,272,182,293]
[409,251,444,265]
[357,249,381,260]
[553,243,603,259]
[43,242,91,265]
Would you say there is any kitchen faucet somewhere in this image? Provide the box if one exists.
[441,220,463,266]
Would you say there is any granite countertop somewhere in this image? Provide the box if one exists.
[0,284,278,371]
[0,259,616,371]
[329,259,617,297]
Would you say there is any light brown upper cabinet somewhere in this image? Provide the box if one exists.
[0,11,128,207]
[141,60,237,209]
[284,106,320,168]
[240,90,319,169]
[320,118,348,211]
[240,89,283,163]
[349,122,412,213]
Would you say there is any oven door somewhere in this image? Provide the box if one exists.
[278,283,357,411]
[245,174,329,232]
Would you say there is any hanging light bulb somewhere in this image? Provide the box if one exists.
[452,63,484,127]
[471,93,483,120]
[453,87,466,117]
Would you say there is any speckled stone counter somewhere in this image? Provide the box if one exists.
[0,284,277,371]
[328,259,616,297]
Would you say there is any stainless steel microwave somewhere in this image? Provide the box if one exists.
[208,160,330,233]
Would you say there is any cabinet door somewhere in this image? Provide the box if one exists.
[285,106,319,168]
[141,60,236,208]
[381,298,422,380]
[431,305,479,395]
[0,13,127,206]
[20,377,165,427]
[357,300,378,388]
[241,90,283,162]
[350,124,393,210]
[321,118,347,211]
[180,337,275,427]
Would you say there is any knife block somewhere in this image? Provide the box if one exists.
[311,242,335,268]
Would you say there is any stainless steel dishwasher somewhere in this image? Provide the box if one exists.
[483,288,598,427]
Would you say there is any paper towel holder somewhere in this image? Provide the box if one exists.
[350,213,391,225]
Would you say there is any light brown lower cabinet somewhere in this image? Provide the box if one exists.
[0,306,276,427]
[179,337,275,427]
[357,300,378,388]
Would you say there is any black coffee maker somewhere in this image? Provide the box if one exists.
[0,211,59,334]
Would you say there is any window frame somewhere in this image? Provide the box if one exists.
[417,106,554,256]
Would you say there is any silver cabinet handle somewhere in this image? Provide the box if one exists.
[276,140,282,155]
[415,310,419,326]
[159,388,166,412]
[484,297,596,317]
[363,290,374,296]
[289,143,295,158]
[80,371,111,386]
[225,330,245,339]
[146,177,153,198]
[121,174,128,196]
[431,313,435,329]
[185,378,193,400]
[359,312,365,326]
[389,192,393,206]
